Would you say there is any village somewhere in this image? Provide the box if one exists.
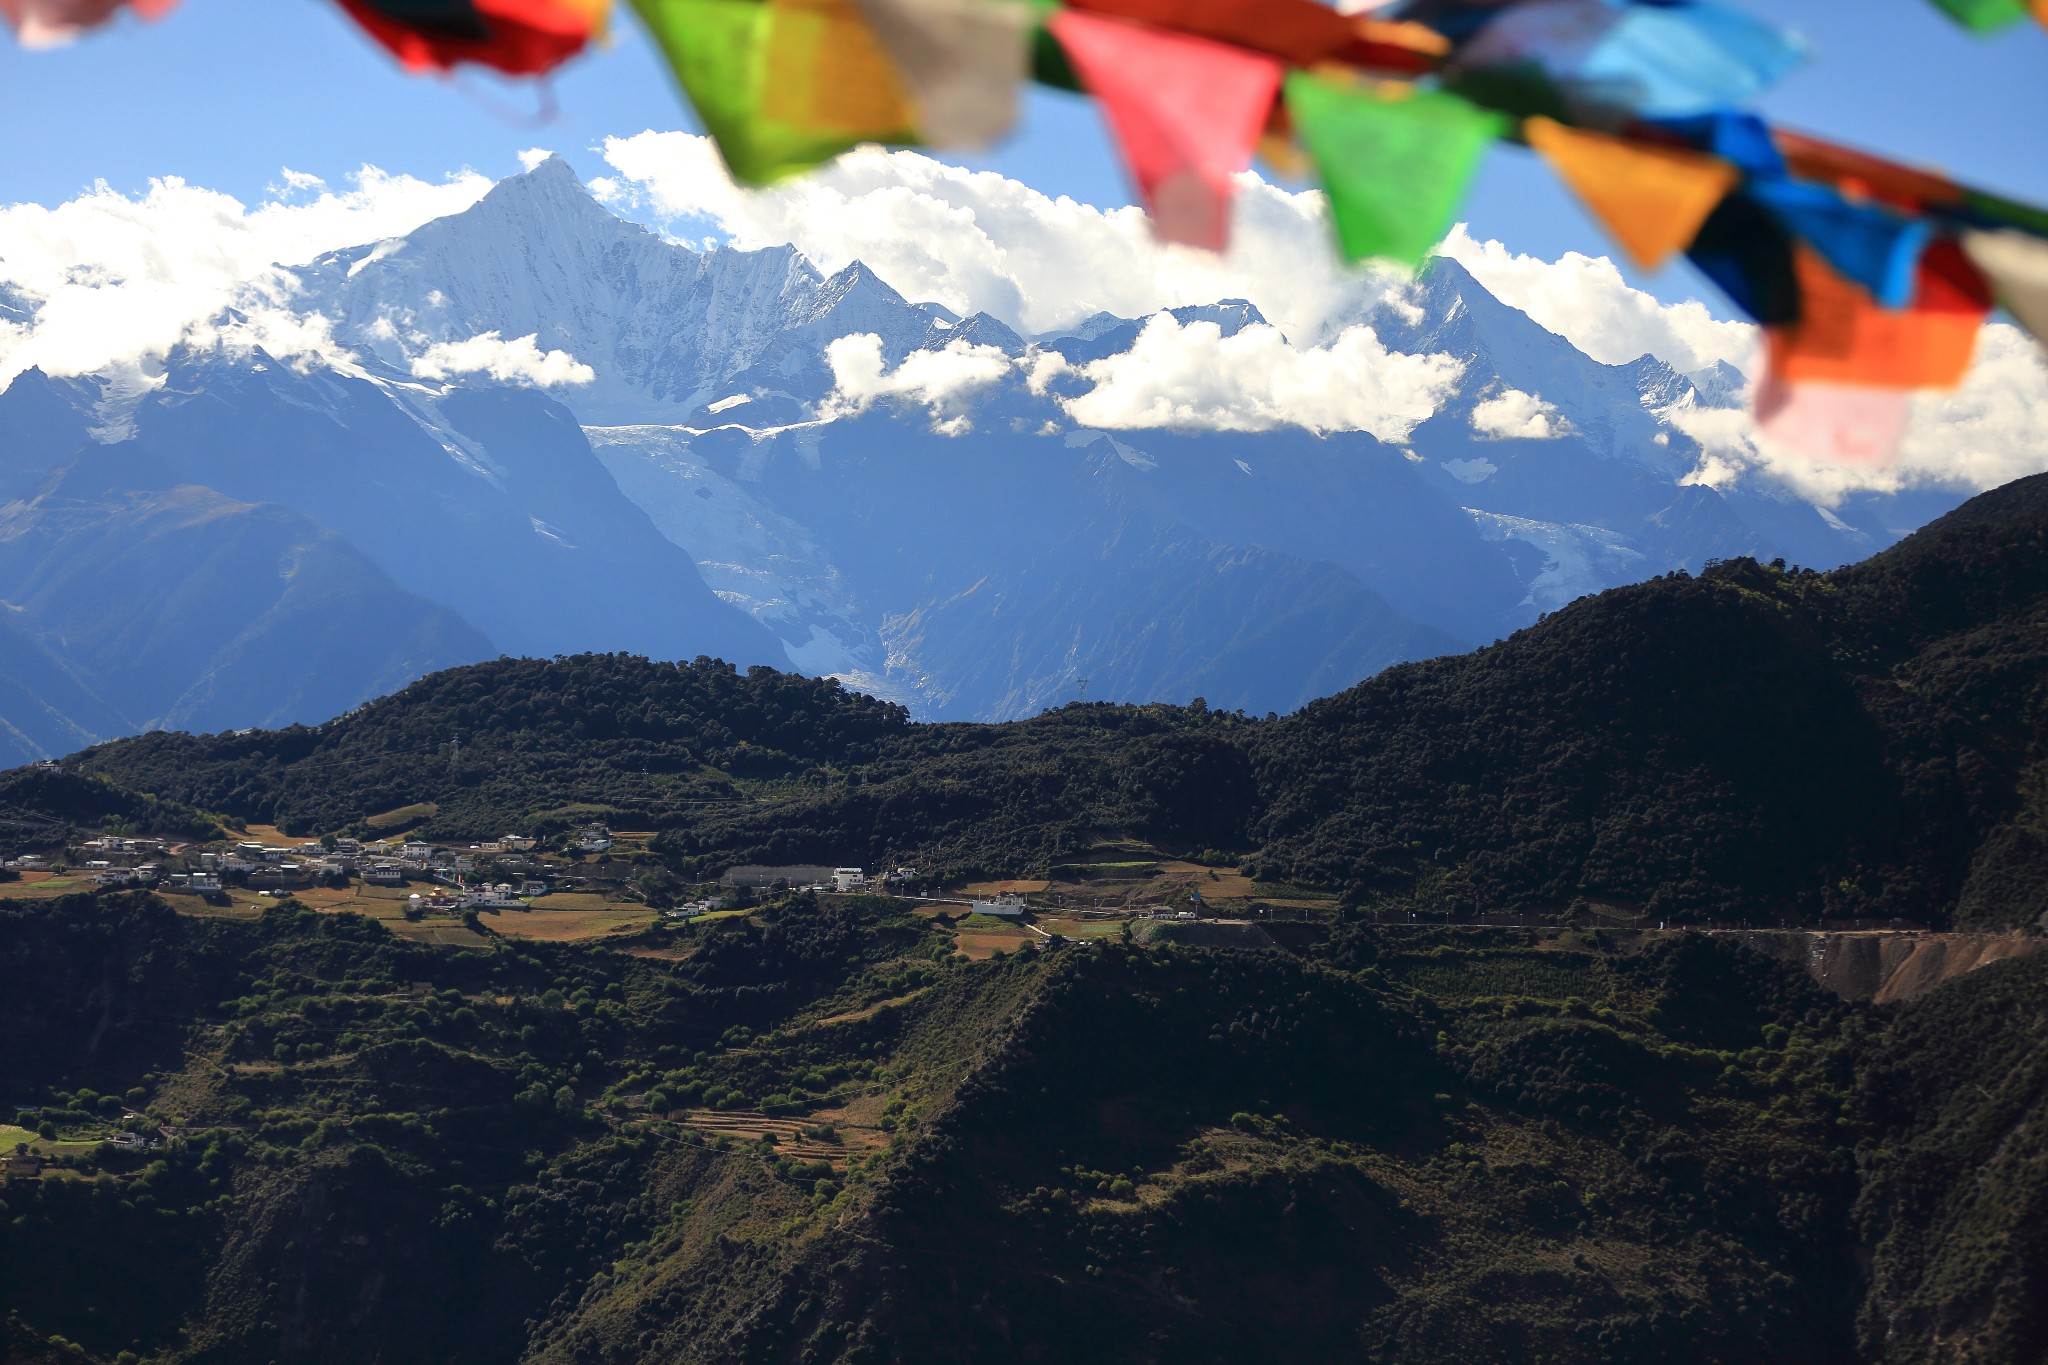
[1,818,1312,957]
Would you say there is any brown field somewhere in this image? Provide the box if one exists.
[482,906,653,942]
[235,824,311,848]
[954,927,1034,960]
[956,879,1051,895]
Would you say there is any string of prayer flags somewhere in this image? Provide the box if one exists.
[1286,74,1507,266]
[1961,229,2048,345]
[854,0,1033,148]
[1753,370,1913,466]
[632,0,916,185]
[1049,11,1281,251]
[1767,242,1991,390]
[0,0,173,47]
[1748,177,1933,309]
[336,0,608,76]
[1524,115,1737,270]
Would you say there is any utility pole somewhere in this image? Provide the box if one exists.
[1075,676,1089,704]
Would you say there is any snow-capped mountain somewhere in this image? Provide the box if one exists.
[0,155,1974,758]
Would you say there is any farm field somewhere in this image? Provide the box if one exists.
[952,926,1034,960]
[478,904,654,942]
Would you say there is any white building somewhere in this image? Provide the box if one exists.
[971,892,1029,918]
[833,867,867,892]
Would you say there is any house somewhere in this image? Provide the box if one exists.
[248,866,313,890]
[574,825,614,854]
[187,872,223,894]
[971,892,1029,918]
[833,867,867,892]
[519,879,549,898]
[5,856,50,872]
[363,864,407,887]
[334,838,363,855]
[400,842,434,864]
[500,834,536,851]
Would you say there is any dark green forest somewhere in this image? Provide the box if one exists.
[68,472,2048,927]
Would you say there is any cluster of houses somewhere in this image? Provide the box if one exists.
[4,826,613,908]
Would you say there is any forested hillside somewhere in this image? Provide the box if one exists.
[0,892,2040,1364]
[67,473,2048,928]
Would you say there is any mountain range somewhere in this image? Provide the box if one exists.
[0,154,1983,760]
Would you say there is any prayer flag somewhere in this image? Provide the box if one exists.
[1049,11,1281,252]
[1525,116,1737,270]
[1754,371,1911,466]
[1455,0,1803,119]
[1961,228,2048,345]
[1767,242,1990,390]
[1285,72,1506,266]
[1,0,174,46]
[1687,193,1801,325]
[337,0,603,75]
[633,0,916,185]
[1749,177,1932,309]
[854,0,1032,148]
[1926,0,2029,32]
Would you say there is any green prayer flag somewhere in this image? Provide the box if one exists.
[1285,74,1507,267]
[631,0,917,185]
[1926,0,2029,32]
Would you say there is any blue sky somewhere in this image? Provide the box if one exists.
[1,0,2043,313]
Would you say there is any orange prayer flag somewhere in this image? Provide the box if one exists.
[1767,242,1991,390]
[1524,116,1737,270]
[1049,10,1281,252]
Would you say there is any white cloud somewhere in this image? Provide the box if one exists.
[1470,387,1572,440]
[0,166,492,389]
[1437,224,1755,374]
[1059,314,1464,441]
[595,131,1410,343]
[517,148,557,172]
[823,333,1013,433]
[410,331,594,387]
[1442,457,1499,484]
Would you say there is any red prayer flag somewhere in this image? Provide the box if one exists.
[336,0,602,76]
[1048,10,1281,252]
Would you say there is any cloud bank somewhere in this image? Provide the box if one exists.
[0,166,492,387]
[823,333,1013,433]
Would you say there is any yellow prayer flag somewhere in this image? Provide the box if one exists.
[1525,116,1738,271]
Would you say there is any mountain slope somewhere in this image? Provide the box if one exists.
[59,470,2048,927]
[0,440,492,739]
